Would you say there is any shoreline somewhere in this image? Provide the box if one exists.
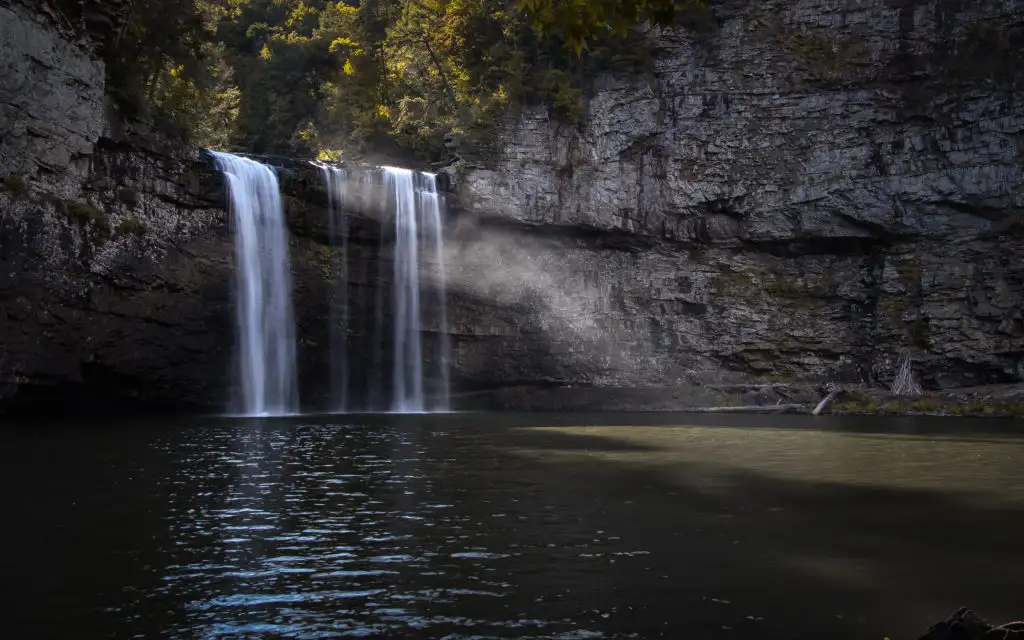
[450,382,1024,418]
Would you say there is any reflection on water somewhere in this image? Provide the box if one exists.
[154,423,571,639]
[1,413,1023,639]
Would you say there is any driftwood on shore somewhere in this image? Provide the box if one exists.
[813,383,841,416]
[705,383,794,392]
[688,404,808,414]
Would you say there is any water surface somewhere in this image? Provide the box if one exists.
[2,413,1022,638]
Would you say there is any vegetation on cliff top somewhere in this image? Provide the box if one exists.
[102,0,705,164]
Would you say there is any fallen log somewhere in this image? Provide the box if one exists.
[688,404,808,414]
[813,389,840,416]
[705,383,794,392]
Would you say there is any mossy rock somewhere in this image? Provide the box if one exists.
[180,170,202,195]
[1,174,29,196]
[764,278,809,299]
[882,297,905,323]
[898,260,922,283]
[776,31,871,86]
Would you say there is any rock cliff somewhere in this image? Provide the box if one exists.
[0,0,230,412]
[3,0,1024,414]
[450,0,1024,395]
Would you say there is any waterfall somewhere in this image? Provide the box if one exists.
[378,168,451,413]
[384,167,425,413]
[419,173,451,412]
[309,164,451,414]
[318,164,349,413]
[211,151,298,417]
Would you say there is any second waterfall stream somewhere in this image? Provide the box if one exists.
[317,163,451,414]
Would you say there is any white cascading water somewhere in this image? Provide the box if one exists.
[384,167,425,412]
[211,151,298,416]
[317,164,349,413]
[419,172,451,412]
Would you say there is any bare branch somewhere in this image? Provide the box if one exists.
[891,351,922,397]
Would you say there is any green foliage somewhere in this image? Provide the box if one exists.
[67,199,104,223]
[515,0,700,54]
[106,2,206,131]
[66,199,112,243]
[103,0,706,163]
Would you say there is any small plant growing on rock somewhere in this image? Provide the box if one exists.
[764,277,806,299]
[775,31,870,85]
[66,199,112,244]
[114,217,147,239]
[67,199,103,223]
[117,186,140,208]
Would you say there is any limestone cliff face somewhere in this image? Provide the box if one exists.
[0,0,230,412]
[450,0,1024,392]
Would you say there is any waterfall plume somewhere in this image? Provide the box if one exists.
[211,151,298,417]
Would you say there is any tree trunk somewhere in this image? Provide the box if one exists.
[689,404,808,414]
[421,35,456,105]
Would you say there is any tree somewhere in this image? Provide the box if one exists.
[515,0,700,53]
[95,0,706,161]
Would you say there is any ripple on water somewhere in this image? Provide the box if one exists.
[109,420,643,639]
[203,589,387,608]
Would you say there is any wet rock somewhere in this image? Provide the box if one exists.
[919,608,1024,640]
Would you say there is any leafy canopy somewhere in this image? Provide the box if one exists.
[103,0,710,163]
[516,0,695,53]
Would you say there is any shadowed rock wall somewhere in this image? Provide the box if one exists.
[448,0,1024,393]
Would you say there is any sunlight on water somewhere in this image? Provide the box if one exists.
[3,414,1023,639]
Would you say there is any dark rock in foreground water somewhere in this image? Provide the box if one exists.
[920,608,1024,640]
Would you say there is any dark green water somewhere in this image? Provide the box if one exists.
[2,413,1022,639]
